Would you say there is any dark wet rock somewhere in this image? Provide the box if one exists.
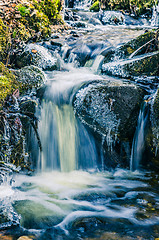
[70,30,80,37]
[19,97,36,116]
[73,80,144,168]
[102,51,159,77]
[14,43,57,70]
[13,65,45,93]
[64,9,81,21]
[103,31,157,65]
[67,21,87,28]
[147,89,159,171]
[118,30,157,58]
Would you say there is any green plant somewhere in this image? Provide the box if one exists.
[90,0,100,12]
[18,5,30,16]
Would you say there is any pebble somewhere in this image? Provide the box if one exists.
[17,236,33,240]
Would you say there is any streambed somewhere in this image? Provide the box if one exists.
[0,6,159,240]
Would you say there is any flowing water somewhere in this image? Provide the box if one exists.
[0,5,159,240]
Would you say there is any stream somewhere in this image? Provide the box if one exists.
[0,3,159,240]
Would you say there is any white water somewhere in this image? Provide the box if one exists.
[37,68,103,172]
[130,103,148,171]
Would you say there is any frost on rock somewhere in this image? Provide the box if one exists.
[23,43,57,70]
[74,83,120,150]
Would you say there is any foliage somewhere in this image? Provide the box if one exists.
[100,0,156,16]
[33,0,62,22]
[17,5,30,16]
[90,1,100,12]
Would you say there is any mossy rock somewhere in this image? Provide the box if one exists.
[13,65,45,93]
[15,43,57,70]
[103,51,159,77]
[118,30,157,58]
[0,62,19,108]
[99,0,154,16]
[0,19,10,63]
[90,1,100,12]
[103,30,157,65]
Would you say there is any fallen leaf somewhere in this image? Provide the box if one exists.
[31,49,37,54]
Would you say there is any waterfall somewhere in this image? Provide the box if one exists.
[130,103,148,171]
[37,69,99,173]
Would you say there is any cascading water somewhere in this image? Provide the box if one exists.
[1,5,159,240]
[130,102,149,171]
[37,68,100,173]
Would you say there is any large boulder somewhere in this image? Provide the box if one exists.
[73,80,144,168]
[13,65,45,93]
[102,30,157,65]
[14,43,57,70]
[102,51,159,77]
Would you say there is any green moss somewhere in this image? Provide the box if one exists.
[0,62,19,108]
[120,31,156,57]
[18,5,30,16]
[100,0,155,15]
[0,19,10,63]
[125,52,159,76]
[90,1,100,12]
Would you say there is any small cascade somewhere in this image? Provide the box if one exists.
[38,102,77,172]
[91,55,105,73]
[151,5,159,27]
[73,0,92,10]
[130,102,149,171]
[3,119,11,163]
[37,69,101,173]
[38,100,98,172]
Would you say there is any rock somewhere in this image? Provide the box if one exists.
[147,89,159,171]
[118,30,157,58]
[101,11,125,25]
[102,51,159,77]
[67,21,87,28]
[15,43,57,70]
[102,30,157,65]
[73,80,144,168]
[13,65,45,93]
[50,40,63,47]
[17,236,32,240]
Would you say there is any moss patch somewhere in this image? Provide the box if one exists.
[0,62,19,108]
[100,0,155,16]
[90,1,100,12]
